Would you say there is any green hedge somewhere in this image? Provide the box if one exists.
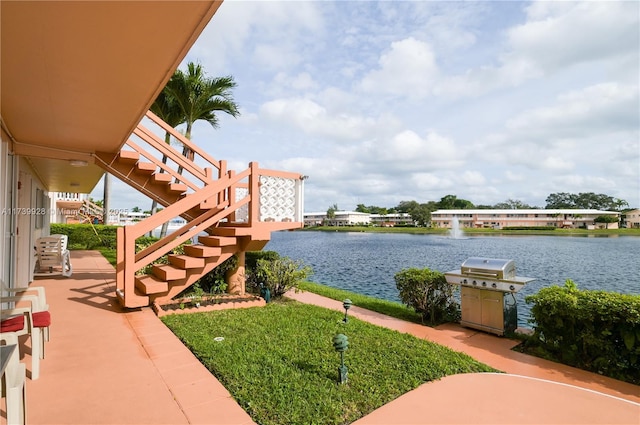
[50,223,118,249]
[503,226,556,231]
[524,280,640,384]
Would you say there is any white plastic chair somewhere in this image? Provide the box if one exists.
[34,235,72,277]
[0,332,27,425]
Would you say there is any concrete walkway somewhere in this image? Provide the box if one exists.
[2,250,638,424]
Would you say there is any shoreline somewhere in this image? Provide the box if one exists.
[298,225,640,237]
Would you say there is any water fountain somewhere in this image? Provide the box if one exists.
[449,216,465,239]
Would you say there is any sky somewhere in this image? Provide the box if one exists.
[93,0,640,212]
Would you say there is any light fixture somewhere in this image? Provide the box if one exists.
[342,298,352,323]
[69,160,88,167]
[332,333,349,384]
[70,182,80,187]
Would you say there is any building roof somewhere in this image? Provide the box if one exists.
[431,209,620,215]
[1,1,222,193]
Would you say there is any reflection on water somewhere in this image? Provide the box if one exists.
[265,231,640,327]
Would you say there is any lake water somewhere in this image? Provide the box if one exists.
[265,231,640,327]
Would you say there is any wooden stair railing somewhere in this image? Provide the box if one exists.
[116,167,252,307]
[93,111,305,308]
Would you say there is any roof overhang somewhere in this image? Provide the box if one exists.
[1,0,223,193]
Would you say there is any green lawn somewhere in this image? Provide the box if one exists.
[161,300,496,425]
[298,281,424,324]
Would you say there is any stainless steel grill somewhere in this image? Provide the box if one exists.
[460,257,515,280]
[445,257,534,293]
[445,257,535,336]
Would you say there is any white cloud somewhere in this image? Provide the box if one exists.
[359,37,439,99]
[508,1,639,72]
[506,83,639,138]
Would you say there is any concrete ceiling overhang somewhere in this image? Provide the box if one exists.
[1,0,223,193]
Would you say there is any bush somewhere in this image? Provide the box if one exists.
[394,268,459,325]
[246,250,280,270]
[249,257,312,298]
[503,226,556,231]
[193,255,237,294]
[524,280,640,384]
[50,223,118,249]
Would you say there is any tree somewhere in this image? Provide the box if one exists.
[102,173,110,225]
[545,192,576,209]
[151,62,240,237]
[167,62,239,160]
[325,204,338,225]
[546,192,628,211]
[396,200,419,213]
[594,215,618,229]
[395,200,431,226]
[493,199,533,209]
[437,194,474,209]
[147,80,188,235]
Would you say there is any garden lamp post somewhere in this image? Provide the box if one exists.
[342,298,352,323]
[332,333,349,384]
[259,282,271,303]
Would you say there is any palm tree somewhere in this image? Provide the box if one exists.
[151,62,240,237]
[147,85,186,235]
[166,62,239,161]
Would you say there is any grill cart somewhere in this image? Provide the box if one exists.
[445,257,535,336]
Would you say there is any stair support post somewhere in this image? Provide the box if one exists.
[226,250,246,295]
[249,161,260,225]
[116,226,125,295]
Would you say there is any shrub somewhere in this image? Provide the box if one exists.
[246,250,280,270]
[394,268,459,325]
[51,223,118,249]
[525,280,640,384]
[193,255,237,294]
[249,257,312,298]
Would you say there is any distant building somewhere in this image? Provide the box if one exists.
[304,211,370,226]
[304,211,414,227]
[430,209,620,230]
[50,192,96,224]
[622,209,640,228]
[370,213,414,227]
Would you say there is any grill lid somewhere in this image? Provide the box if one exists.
[460,257,516,280]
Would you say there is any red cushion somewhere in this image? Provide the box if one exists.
[33,311,51,328]
[1,315,25,332]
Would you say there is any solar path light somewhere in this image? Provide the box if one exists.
[332,333,349,384]
[342,298,352,323]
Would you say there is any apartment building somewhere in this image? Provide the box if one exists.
[431,209,621,230]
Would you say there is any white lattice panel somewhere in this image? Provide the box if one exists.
[235,187,249,222]
[259,176,296,222]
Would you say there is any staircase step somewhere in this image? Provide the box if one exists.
[135,275,168,295]
[168,183,188,194]
[152,172,172,183]
[168,254,205,269]
[199,235,236,247]
[183,245,222,258]
[118,150,140,162]
[152,264,187,281]
[136,161,156,173]
[212,226,260,237]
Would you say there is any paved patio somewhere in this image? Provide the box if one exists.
[1,250,638,424]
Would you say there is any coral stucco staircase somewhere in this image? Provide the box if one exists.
[94,111,304,308]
